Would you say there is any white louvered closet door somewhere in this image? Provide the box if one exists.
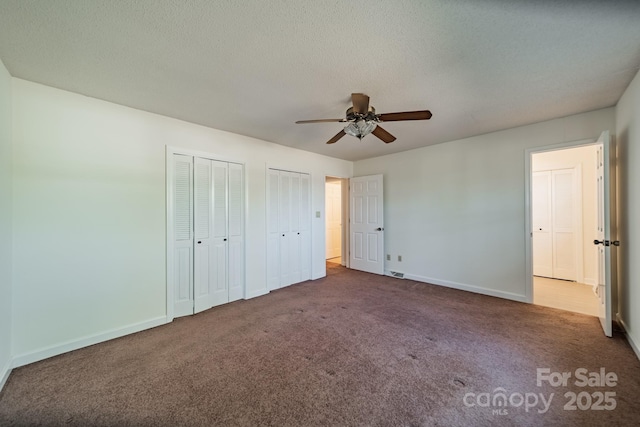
[227,163,244,302]
[266,169,281,291]
[193,157,214,314]
[172,154,244,316]
[210,160,229,307]
[173,154,194,317]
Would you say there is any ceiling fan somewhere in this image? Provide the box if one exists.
[295,93,432,144]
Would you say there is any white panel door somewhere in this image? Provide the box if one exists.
[266,169,281,291]
[532,171,552,278]
[595,131,614,337]
[551,169,577,281]
[350,174,384,275]
[194,157,214,313]
[325,182,342,259]
[228,163,244,302]
[173,154,194,317]
[210,160,229,307]
[299,173,311,281]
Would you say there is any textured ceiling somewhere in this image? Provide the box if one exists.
[1,0,639,161]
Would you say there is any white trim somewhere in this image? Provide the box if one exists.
[165,146,176,321]
[617,314,640,361]
[403,273,528,303]
[574,164,585,284]
[246,289,270,299]
[11,316,169,369]
[525,138,597,304]
[0,359,11,392]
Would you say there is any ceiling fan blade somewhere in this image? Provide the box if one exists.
[295,118,344,124]
[326,129,346,144]
[351,93,370,115]
[378,110,432,121]
[372,125,396,143]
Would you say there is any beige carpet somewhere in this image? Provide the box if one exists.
[1,263,639,426]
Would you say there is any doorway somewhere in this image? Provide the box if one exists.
[530,144,600,316]
[325,177,344,265]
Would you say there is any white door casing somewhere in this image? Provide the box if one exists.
[350,174,384,275]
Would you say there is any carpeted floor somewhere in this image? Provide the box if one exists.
[1,264,639,426]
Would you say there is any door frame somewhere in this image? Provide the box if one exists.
[324,175,349,266]
[524,138,596,303]
[166,146,246,321]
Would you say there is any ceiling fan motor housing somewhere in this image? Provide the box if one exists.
[346,106,378,122]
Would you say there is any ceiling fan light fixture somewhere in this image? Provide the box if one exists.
[344,119,377,139]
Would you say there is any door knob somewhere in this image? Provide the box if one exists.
[197,241,202,244]
[594,239,618,246]
[376,227,384,231]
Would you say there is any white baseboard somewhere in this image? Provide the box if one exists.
[0,358,11,392]
[616,314,640,361]
[583,277,597,286]
[11,316,169,369]
[401,272,529,303]
[246,289,269,299]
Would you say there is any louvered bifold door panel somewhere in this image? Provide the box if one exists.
[266,169,281,290]
[289,173,302,284]
[173,154,194,317]
[228,163,244,302]
[279,172,293,287]
[194,157,213,314]
[299,173,311,281]
[211,160,229,307]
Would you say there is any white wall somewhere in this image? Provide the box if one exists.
[11,79,352,360]
[532,145,599,285]
[0,59,13,388]
[354,108,615,301]
[616,68,640,358]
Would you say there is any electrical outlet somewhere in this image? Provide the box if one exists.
[398,255,402,262]
[386,254,390,261]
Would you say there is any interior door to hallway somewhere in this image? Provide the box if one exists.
[326,180,342,260]
[595,131,615,337]
[349,174,384,275]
